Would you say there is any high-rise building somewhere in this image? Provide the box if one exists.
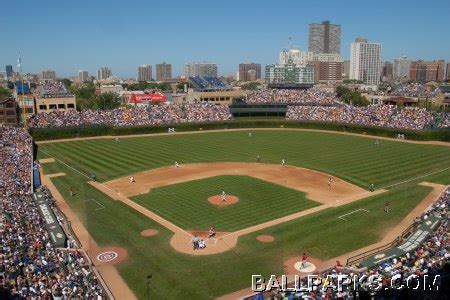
[97,67,112,80]
[342,60,350,79]
[279,48,313,66]
[447,62,450,81]
[5,65,13,78]
[41,70,57,81]
[308,20,341,55]
[156,63,172,81]
[138,65,152,81]
[393,56,411,80]
[349,38,382,85]
[238,63,261,81]
[381,62,393,81]
[78,70,89,82]
[311,53,343,84]
[184,62,218,77]
[409,60,445,83]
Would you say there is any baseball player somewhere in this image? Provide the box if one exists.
[384,201,390,213]
[281,159,286,166]
[129,176,135,183]
[256,155,261,163]
[221,190,227,202]
[328,177,333,187]
[175,161,180,168]
[248,132,252,138]
[115,137,119,142]
[301,253,308,268]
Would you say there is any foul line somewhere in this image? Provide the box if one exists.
[381,167,450,189]
[39,149,122,195]
[338,208,370,221]
[84,198,105,211]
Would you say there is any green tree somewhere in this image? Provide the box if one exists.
[0,87,12,97]
[240,82,261,90]
[59,78,72,88]
[336,86,369,106]
[95,92,122,110]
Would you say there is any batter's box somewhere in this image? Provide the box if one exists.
[84,198,105,211]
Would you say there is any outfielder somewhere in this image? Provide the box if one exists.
[281,159,286,166]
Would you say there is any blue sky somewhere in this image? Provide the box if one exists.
[2,0,449,78]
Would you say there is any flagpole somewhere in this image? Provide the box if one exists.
[17,55,27,129]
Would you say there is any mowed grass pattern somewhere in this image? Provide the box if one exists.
[37,130,450,299]
[131,175,320,231]
[38,130,450,188]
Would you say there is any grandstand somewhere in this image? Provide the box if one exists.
[39,82,74,98]
[189,76,231,91]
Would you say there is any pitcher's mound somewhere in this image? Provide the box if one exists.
[140,229,159,237]
[256,235,275,243]
[208,195,239,206]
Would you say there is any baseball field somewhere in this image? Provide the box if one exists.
[36,129,450,299]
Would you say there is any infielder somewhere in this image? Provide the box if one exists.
[175,161,180,168]
[129,176,135,183]
[328,177,333,187]
[281,159,286,166]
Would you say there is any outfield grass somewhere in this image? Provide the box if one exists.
[37,130,450,299]
[131,175,320,231]
[38,130,450,188]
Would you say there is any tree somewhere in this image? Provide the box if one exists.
[336,86,369,106]
[240,82,261,90]
[0,87,12,97]
[96,92,122,110]
[59,78,72,88]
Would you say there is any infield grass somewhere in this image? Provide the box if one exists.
[131,175,320,231]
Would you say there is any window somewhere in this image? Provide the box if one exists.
[26,108,33,113]
[67,103,75,108]
[49,104,57,109]
[39,105,47,110]
[58,104,65,109]
[6,111,15,115]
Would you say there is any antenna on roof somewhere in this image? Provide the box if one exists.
[289,37,292,50]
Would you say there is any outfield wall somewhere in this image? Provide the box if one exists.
[29,120,450,142]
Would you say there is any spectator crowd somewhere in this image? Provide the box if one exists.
[390,83,438,98]
[27,103,233,128]
[287,104,436,130]
[0,126,105,299]
[246,87,340,105]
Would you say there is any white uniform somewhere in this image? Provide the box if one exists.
[130,176,135,183]
[175,161,180,168]
[248,132,252,137]
[281,159,286,166]
[221,191,227,201]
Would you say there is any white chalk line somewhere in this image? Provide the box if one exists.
[381,167,450,189]
[338,208,370,221]
[84,198,105,211]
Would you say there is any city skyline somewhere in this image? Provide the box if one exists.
[1,0,449,78]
